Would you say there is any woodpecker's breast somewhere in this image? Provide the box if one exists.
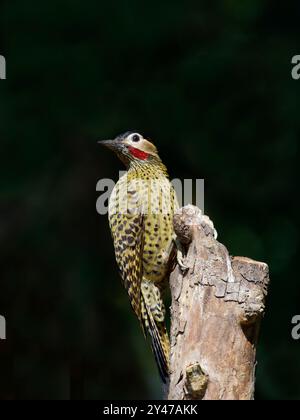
[108,171,178,284]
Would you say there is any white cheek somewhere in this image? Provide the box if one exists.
[127,137,142,146]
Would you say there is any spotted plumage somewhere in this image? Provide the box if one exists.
[99,131,178,382]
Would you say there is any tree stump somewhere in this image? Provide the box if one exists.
[167,205,270,400]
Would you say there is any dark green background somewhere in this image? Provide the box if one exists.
[0,0,299,400]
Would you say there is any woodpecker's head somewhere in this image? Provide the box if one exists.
[99,131,160,167]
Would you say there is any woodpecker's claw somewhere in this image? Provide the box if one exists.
[174,238,189,272]
[177,250,189,272]
[201,215,218,240]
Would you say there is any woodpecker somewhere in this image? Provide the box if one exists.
[99,131,179,383]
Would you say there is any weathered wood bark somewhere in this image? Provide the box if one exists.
[167,205,270,400]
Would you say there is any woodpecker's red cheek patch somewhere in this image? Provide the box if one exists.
[128,146,149,160]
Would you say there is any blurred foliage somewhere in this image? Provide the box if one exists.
[0,0,299,400]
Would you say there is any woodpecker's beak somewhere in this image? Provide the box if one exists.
[98,138,126,156]
[98,139,115,149]
[98,139,124,153]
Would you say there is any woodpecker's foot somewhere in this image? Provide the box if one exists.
[201,215,218,240]
[174,238,189,272]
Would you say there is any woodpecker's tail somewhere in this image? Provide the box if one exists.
[141,283,170,383]
[147,311,170,383]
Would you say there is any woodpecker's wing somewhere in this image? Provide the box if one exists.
[109,209,146,331]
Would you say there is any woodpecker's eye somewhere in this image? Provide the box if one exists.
[132,134,140,142]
